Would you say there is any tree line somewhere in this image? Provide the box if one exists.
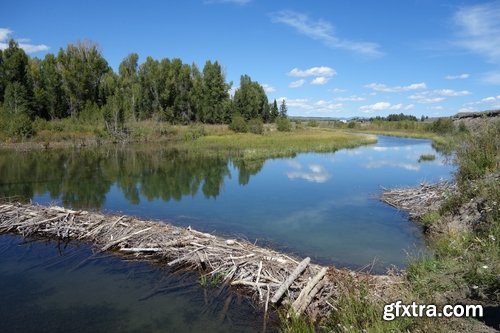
[0,39,286,135]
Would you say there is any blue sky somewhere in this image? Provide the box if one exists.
[1,0,500,117]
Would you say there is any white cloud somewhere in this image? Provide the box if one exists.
[404,104,415,110]
[335,95,365,102]
[289,79,305,88]
[453,2,500,63]
[288,66,336,86]
[0,27,49,54]
[331,88,347,93]
[365,82,427,92]
[434,89,471,97]
[481,71,500,85]
[464,95,500,110]
[431,105,444,110]
[0,28,12,41]
[262,84,276,93]
[271,10,382,57]
[359,102,406,113]
[459,107,475,113]
[445,73,470,80]
[287,163,331,183]
[409,89,470,104]
[280,96,343,113]
[288,66,336,78]
[364,160,420,171]
[310,76,330,85]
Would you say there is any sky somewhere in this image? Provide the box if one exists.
[1,0,500,118]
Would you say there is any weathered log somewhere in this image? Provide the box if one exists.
[271,257,310,303]
[291,267,327,313]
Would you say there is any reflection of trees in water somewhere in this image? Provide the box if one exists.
[0,148,265,209]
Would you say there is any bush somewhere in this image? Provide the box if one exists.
[429,118,454,134]
[229,114,248,133]
[456,121,499,183]
[8,113,34,138]
[347,121,356,129]
[276,117,291,132]
[307,120,318,127]
[248,118,264,134]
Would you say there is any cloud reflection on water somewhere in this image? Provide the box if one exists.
[286,161,331,183]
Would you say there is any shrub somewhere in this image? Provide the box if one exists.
[418,154,436,162]
[229,114,248,133]
[347,121,356,129]
[8,113,34,138]
[307,120,318,127]
[456,121,499,183]
[276,116,291,132]
[248,118,264,134]
[429,118,454,134]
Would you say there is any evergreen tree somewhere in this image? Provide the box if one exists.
[270,99,279,122]
[201,61,230,123]
[279,99,288,118]
[233,74,268,121]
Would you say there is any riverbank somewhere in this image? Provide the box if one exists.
[344,121,499,333]
[0,123,377,161]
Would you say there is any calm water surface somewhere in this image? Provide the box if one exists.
[0,135,455,331]
[0,135,455,269]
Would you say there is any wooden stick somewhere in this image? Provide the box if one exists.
[120,247,163,252]
[101,227,152,251]
[291,267,327,313]
[271,257,310,303]
[296,279,326,314]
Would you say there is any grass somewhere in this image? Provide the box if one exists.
[179,127,377,160]
[1,119,377,162]
[198,273,224,289]
[418,154,436,162]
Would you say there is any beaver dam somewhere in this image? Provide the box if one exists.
[0,202,391,322]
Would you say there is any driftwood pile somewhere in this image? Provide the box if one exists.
[380,182,456,220]
[0,202,337,320]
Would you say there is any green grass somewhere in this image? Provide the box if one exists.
[179,128,377,160]
[418,154,436,162]
[198,273,224,289]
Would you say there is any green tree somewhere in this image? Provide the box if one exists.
[279,99,288,118]
[118,53,140,121]
[1,39,31,99]
[101,72,125,133]
[137,56,163,120]
[40,54,67,119]
[233,75,268,121]
[57,41,109,117]
[200,60,230,123]
[270,99,279,122]
[3,82,30,115]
